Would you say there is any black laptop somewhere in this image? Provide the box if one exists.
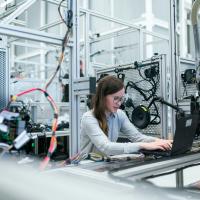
[140,114,199,157]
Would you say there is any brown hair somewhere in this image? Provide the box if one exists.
[92,75,124,135]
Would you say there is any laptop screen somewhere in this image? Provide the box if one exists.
[139,114,199,157]
[171,114,199,156]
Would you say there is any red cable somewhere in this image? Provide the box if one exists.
[12,87,59,170]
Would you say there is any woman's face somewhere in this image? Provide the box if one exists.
[105,88,125,113]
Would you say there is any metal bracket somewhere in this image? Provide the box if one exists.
[73,77,96,95]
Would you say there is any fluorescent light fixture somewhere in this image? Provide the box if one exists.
[0,0,14,8]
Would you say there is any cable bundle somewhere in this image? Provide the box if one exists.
[9,88,58,170]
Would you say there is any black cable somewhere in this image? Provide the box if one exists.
[182,81,188,97]
[125,81,151,101]
[116,56,162,128]
[45,0,73,90]
[137,68,157,96]
[58,0,68,26]
[136,63,160,99]
[124,69,161,126]
[149,102,161,125]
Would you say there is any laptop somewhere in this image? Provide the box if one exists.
[140,114,199,157]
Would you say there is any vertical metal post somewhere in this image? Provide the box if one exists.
[169,0,177,135]
[139,29,144,61]
[40,0,47,80]
[110,0,115,65]
[85,12,90,75]
[144,0,153,58]
[176,170,184,188]
[83,0,90,76]
[69,0,80,156]
[160,54,168,139]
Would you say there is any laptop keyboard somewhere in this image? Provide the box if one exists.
[139,149,171,157]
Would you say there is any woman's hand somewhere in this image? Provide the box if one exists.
[139,139,173,151]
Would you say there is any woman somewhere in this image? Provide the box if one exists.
[80,75,172,156]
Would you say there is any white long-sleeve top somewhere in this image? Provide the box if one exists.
[80,109,156,156]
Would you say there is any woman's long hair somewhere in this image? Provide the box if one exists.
[92,75,124,135]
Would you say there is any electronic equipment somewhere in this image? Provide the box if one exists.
[0,46,9,111]
[0,110,30,149]
[34,134,69,161]
[131,105,150,129]
[181,69,196,84]
[140,114,198,157]
[96,54,167,137]
[0,108,69,160]
[144,65,159,79]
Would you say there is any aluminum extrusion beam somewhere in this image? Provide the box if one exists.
[42,0,67,7]
[1,0,38,24]
[0,0,25,19]
[84,12,90,75]
[0,24,70,46]
[12,41,57,51]
[80,8,169,41]
[90,27,138,44]
[80,8,140,30]
[14,59,55,69]
[70,0,80,156]
[39,19,63,31]
[31,130,70,139]
[168,0,177,134]
[109,153,200,181]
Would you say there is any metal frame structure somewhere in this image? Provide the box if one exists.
[0,24,65,46]
[1,0,38,25]
[0,0,181,159]
[51,150,200,189]
[95,54,169,139]
[169,0,178,134]
[78,6,173,139]
[69,0,80,155]
[107,152,200,188]
[0,0,94,157]
[0,0,199,190]
[76,1,194,186]
[69,1,172,155]
[80,7,169,75]
[0,45,9,111]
